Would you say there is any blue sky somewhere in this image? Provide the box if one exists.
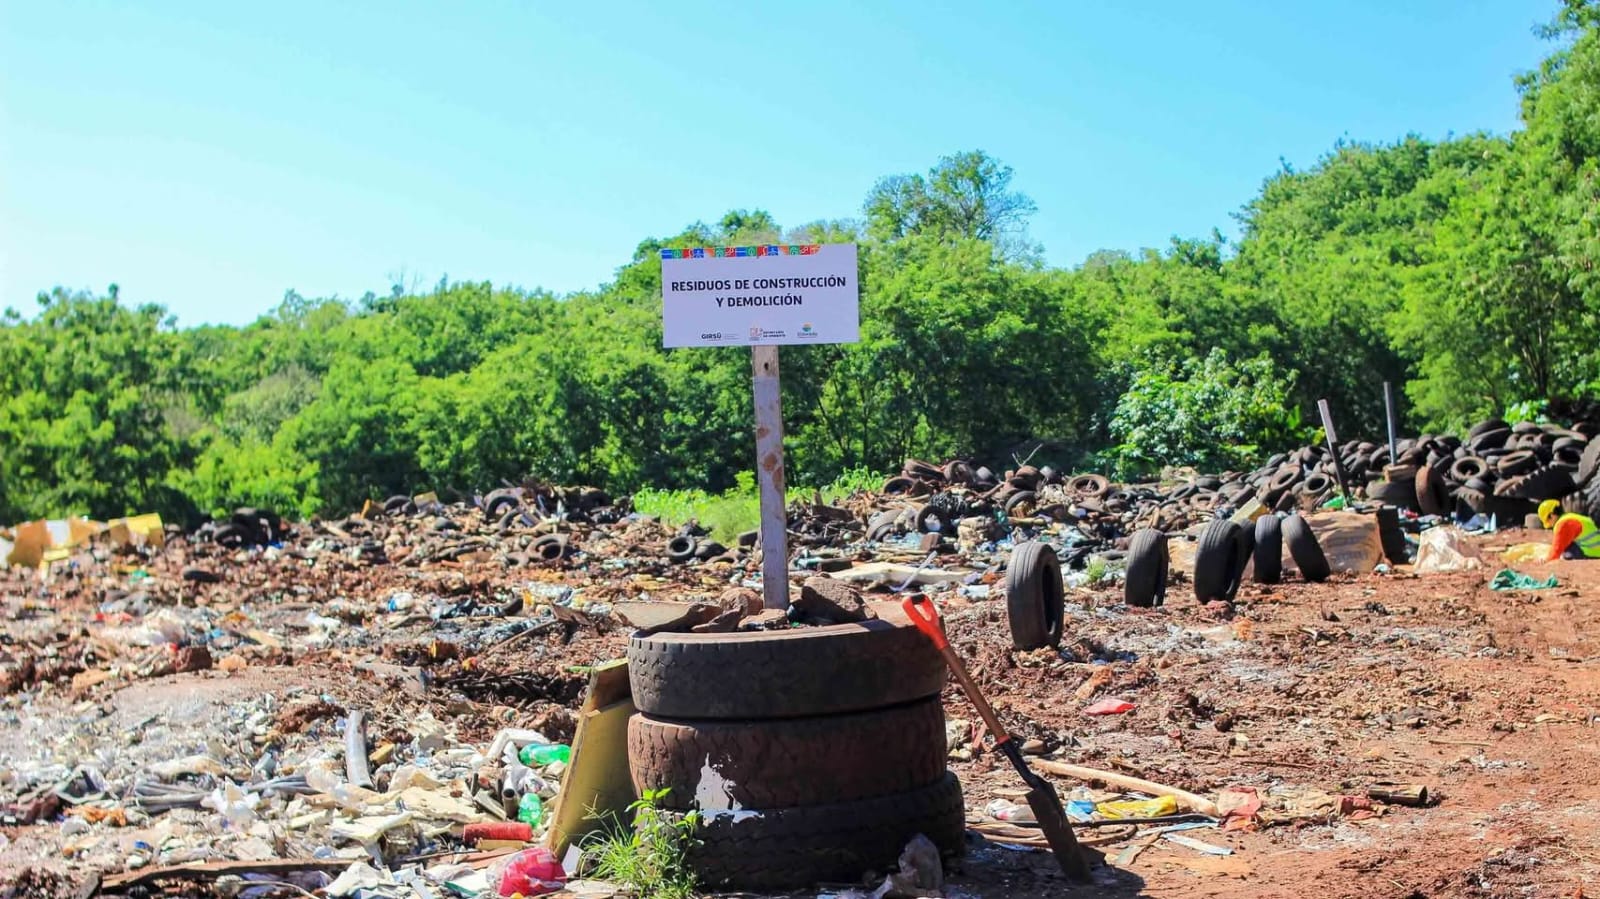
[0,1,1554,326]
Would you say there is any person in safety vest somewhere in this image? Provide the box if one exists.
[1538,499,1600,560]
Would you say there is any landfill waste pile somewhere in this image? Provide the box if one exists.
[3,422,1599,898]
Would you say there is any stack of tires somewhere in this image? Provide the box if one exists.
[625,613,965,891]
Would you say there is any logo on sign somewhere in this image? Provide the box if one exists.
[799,322,816,337]
[749,325,763,341]
[700,332,724,341]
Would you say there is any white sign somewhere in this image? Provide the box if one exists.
[660,243,860,347]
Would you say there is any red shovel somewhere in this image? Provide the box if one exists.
[904,593,1091,882]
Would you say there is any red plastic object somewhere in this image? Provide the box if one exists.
[495,847,565,897]
[901,594,949,650]
[1082,698,1135,716]
[463,821,533,844]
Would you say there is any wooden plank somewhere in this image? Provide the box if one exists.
[100,858,351,890]
[545,659,635,858]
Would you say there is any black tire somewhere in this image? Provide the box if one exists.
[865,511,898,542]
[627,617,947,720]
[484,492,520,518]
[1069,474,1111,499]
[1469,418,1511,439]
[1283,513,1331,582]
[1232,521,1256,584]
[1252,514,1283,584]
[1580,439,1600,486]
[1450,456,1491,483]
[1469,428,1512,453]
[1006,541,1064,649]
[212,523,247,547]
[496,508,525,530]
[1582,476,1600,520]
[915,505,953,534]
[1366,479,1416,510]
[383,495,415,515]
[1193,519,1243,602]
[1415,465,1448,516]
[1267,466,1300,493]
[1496,450,1538,478]
[1003,490,1038,517]
[1123,529,1169,608]
[1496,466,1575,500]
[1300,473,1335,497]
[942,461,973,485]
[679,772,965,891]
[532,534,570,561]
[666,535,698,563]
[1376,506,1408,564]
[881,477,915,495]
[628,697,946,811]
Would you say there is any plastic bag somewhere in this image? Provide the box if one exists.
[1501,542,1546,564]
[490,847,565,897]
[1083,698,1134,716]
[1096,795,1178,819]
[1414,526,1482,573]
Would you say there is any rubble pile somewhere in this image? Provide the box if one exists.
[2,427,1599,897]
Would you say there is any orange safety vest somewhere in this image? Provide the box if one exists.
[1555,513,1600,559]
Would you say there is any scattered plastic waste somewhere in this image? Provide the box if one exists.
[491,846,565,897]
[516,791,544,826]
[1096,794,1178,818]
[1490,568,1559,591]
[1083,698,1135,716]
[1414,526,1482,573]
[517,743,572,766]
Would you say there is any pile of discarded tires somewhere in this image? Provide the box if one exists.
[195,507,290,548]
[1365,420,1600,523]
[624,613,964,890]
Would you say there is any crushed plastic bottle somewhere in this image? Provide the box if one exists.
[518,743,571,766]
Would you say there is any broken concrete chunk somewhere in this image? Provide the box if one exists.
[744,609,791,630]
[717,587,763,617]
[690,608,746,633]
[795,576,875,624]
[614,601,721,635]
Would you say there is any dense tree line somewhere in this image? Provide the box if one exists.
[5,2,1600,524]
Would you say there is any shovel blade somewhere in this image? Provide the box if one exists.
[1025,786,1092,882]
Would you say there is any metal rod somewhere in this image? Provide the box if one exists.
[1317,399,1353,503]
[1383,381,1400,463]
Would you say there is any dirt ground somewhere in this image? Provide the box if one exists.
[2,526,1597,898]
[935,537,1600,898]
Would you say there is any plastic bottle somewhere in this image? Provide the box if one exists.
[516,791,544,826]
[517,743,571,766]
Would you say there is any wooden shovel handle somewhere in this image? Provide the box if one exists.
[902,595,1011,744]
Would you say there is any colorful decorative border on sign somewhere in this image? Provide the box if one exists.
[659,245,821,259]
